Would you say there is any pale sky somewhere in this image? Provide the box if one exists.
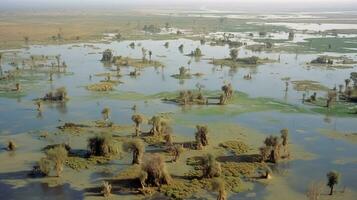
[1,0,357,11]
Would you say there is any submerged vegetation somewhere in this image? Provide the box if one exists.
[39,87,68,102]
[101,49,164,68]
[210,56,275,68]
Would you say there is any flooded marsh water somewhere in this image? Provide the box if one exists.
[1,13,357,200]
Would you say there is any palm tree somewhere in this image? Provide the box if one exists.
[123,139,144,164]
[30,55,35,69]
[280,128,289,157]
[148,50,152,61]
[178,44,184,53]
[288,32,294,40]
[49,72,53,81]
[164,133,173,146]
[35,100,42,111]
[141,153,172,186]
[106,74,111,82]
[302,93,306,103]
[259,146,270,163]
[350,72,357,86]
[62,61,67,72]
[132,114,144,136]
[263,136,280,163]
[149,115,166,135]
[0,53,2,77]
[229,49,238,61]
[141,47,147,61]
[195,125,208,150]
[327,171,339,195]
[338,84,343,93]
[43,146,68,177]
[326,91,336,108]
[344,79,350,90]
[202,154,221,178]
[7,140,16,151]
[168,145,183,162]
[55,87,67,101]
[165,22,170,30]
[164,42,169,48]
[101,108,111,121]
[221,83,233,99]
[88,134,118,157]
[55,55,61,68]
[129,42,135,49]
[219,94,227,105]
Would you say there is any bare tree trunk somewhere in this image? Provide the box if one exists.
[133,150,139,164]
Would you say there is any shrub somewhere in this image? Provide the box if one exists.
[123,139,144,164]
[39,146,68,177]
[88,134,118,157]
[202,154,221,178]
[7,140,16,151]
[141,153,172,187]
[102,181,112,197]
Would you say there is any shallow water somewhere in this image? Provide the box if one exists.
[266,22,357,32]
[0,35,357,199]
[0,182,84,200]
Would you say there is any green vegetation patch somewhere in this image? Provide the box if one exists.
[113,56,164,68]
[219,140,250,155]
[210,57,275,68]
[299,37,357,53]
[86,82,115,92]
[160,179,202,199]
[291,80,330,92]
[221,162,267,177]
[307,98,357,116]
[65,156,112,170]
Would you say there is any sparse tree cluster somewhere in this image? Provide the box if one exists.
[39,146,68,177]
[187,48,203,57]
[202,154,221,178]
[41,87,68,101]
[101,107,111,121]
[132,114,145,136]
[259,128,290,163]
[177,90,207,105]
[167,144,184,162]
[88,134,119,157]
[149,115,170,136]
[140,153,172,187]
[229,49,238,61]
[220,83,233,105]
[101,49,113,62]
[195,125,209,150]
[123,139,144,164]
